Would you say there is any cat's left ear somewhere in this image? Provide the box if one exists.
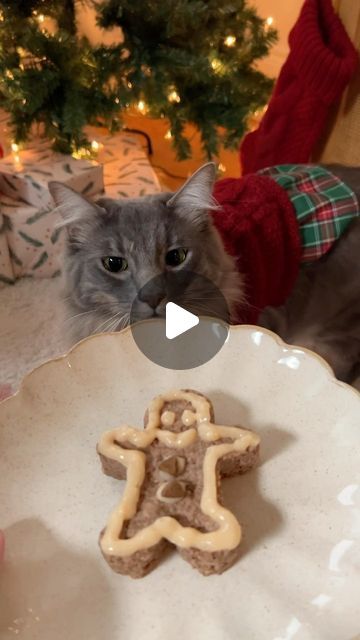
[49,181,108,244]
[166,162,218,224]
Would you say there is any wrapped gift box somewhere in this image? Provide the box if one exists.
[0,129,161,287]
[84,130,161,196]
[0,195,63,280]
[0,151,104,208]
[0,212,14,285]
[102,157,161,199]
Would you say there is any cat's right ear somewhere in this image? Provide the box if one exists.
[166,162,218,226]
[49,182,107,244]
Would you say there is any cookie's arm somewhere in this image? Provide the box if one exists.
[198,423,260,478]
[97,425,154,480]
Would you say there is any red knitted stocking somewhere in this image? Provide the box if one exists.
[240,0,358,175]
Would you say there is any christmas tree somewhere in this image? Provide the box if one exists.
[96,0,277,159]
[0,0,277,159]
[0,0,123,153]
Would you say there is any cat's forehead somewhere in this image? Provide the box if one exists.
[99,193,191,243]
[99,193,169,216]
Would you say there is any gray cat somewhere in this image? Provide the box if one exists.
[49,162,360,384]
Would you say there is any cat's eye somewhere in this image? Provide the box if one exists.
[101,256,128,273]
[165,247,188,267]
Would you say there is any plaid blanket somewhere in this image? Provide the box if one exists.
[259,164,359,262]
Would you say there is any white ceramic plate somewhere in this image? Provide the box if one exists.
[0,325,359,640]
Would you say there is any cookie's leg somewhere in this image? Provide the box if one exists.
[100,535,170,578]
[178,546,241,576]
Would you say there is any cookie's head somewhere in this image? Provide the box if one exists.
[144,389,215,433]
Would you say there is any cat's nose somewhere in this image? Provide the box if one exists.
[138,290,164,310]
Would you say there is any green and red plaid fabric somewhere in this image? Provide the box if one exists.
[259,164,359,262]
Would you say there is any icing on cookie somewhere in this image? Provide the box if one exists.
[98,389,260,557]
[181,409,196,426]
[161,410,175,426]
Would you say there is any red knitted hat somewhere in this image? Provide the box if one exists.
[240,0,358,173]
[212,175,301,324]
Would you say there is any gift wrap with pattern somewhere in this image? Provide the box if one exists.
[0,131,161,286]
[0,151,103,208]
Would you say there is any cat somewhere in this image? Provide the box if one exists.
[49,162,360,384]
[49,165,242,342]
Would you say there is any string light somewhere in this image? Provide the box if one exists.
[33,11,45,23]
[72,147,89,160]
[11,142,19,153]
[0,11,4,22]
[90,140,103,155]
[224,35,236,47]
[168,89,181,104]
[127,81,132,89]
[211,58,223,73]
[17,47,27,58]
[164,130,172,140]
[218,163,226,173]
[114,97,120,104]
[265,16,274,30]
[137,100,147,114]
[5,70,14,80]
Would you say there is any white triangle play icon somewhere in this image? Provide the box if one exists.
[165,302,199,340]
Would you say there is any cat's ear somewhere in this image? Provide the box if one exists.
[166,162,218,224]
[49,181,107,244]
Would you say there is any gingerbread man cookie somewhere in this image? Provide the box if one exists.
[97,389,260,578]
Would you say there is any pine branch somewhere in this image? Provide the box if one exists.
[0,0,277,159]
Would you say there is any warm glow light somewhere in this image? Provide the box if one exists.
[127,81,132,89]
[37,14,45,23]
[137,100,147,113]
[91,140,100,152]
[168,90,181,104]
[17,47,27,58]
[164,130,172,140]
[114,97,120,104]
[266,16,274,27]
[211,58,223,73]
[72,147,89,160]
[19,63,24,71]
[11,142,19,153]
[224,35,236,47]
[5,70,14,80]
[0,11,4,22]
[218,163,226,173]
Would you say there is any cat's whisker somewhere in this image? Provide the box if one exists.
[93,310,125,334]
[65,308,98,324]
[117,312,130,332]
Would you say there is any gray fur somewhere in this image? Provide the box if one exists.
[260,215,360,383]
[50,163,360,384]
[49,163,242,343]
[260,164,360,384]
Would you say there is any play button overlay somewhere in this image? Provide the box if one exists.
[166,303,199,339]
[130,271,230,370]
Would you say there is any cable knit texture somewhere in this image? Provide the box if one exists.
[213,175,301,324]
[240,0,358,174]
